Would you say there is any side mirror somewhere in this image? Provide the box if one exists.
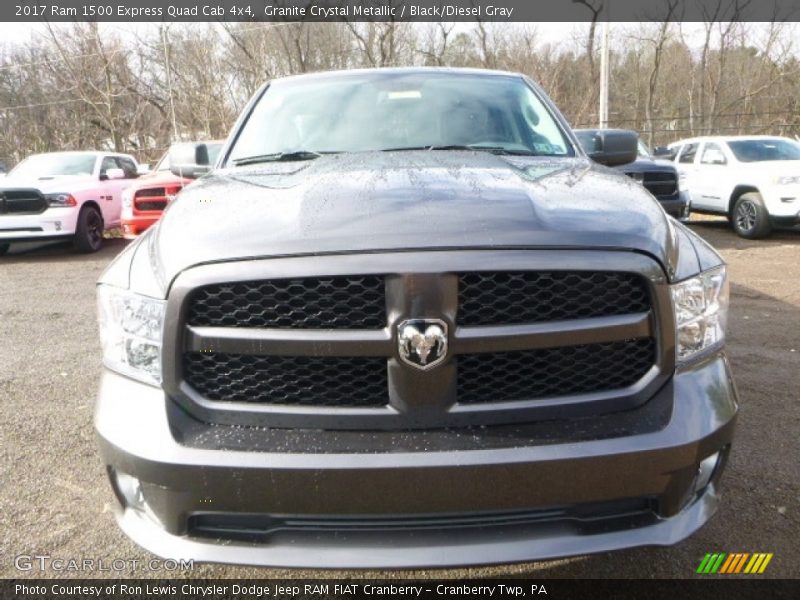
[574,128,639,167]
[653,146,678,161]
[104,167,126,180]
[137,164,151,176]
[169,143,212,179]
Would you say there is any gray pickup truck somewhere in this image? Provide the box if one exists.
[575,129,690,221]
[95,68,737,568]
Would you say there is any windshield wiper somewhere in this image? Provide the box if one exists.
[232,150,330,166]
[433,145,540,156]
[383,145,538,156]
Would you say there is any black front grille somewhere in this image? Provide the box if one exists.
[135,200,167,211]
[187,276,386,329]
[456,338,655,404]
[642,172,678,198]
[458,271,649,326]
[180,267,658,415]
[0,189,48,215]
[184,352,388,407]
[136,187,166,198]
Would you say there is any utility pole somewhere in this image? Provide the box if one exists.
[598,19,610,129]
[162,26,179,142]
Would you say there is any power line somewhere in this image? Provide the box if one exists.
[573,109,800,129]
[0,47,126,72]
[609,124,800,136]
[0,21,327,73]
[0,92,135,112]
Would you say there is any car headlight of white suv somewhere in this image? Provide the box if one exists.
[97,284,166,385]
[671,265,729,362]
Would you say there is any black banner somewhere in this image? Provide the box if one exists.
[4,579,800,600]
[5,0,800,23]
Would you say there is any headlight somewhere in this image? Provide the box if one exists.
[97,284,166,385]
[45,193,77,207]
[775,175,800,185]
[671,265,729,362]
[121,189,134,219]
[121,188,134,209]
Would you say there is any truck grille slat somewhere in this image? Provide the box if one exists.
[626,171,678,198]
[187,275,386,329]
[0,189,48,215]
[134,186,179,212]
[177,264,662,420]
[184,353,388,407]
[456,338,655,404]
[458,271,649,326]
[134,200,167,211]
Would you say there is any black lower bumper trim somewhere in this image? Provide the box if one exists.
[0,234,72,244]
[189,497,657,543]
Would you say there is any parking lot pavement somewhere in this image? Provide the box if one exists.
[1,221,798,579]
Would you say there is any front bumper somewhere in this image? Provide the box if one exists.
[0,207,79,242]
[769,212,800,228]
[121,214,160,239]
[95,352,738,569]
[657,192,690,220]
[762,188,800,226]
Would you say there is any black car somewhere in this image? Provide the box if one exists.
[575,129,690,220]
[95,68,736,568]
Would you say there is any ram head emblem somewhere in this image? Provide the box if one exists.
[397,319,449,371]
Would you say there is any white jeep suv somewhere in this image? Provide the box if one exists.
[0,151,140,255]
[667,136,800,238]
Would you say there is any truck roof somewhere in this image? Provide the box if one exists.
[668,135,795,147]
[271,66,526,85]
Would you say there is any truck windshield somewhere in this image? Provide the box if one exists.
[10,154,96,178]
[227,71,574,164]
[727,139,800,162]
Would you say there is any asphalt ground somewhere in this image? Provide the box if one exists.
[0,218,797,579]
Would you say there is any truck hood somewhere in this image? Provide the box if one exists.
[148,151,683,289]
[616,157,676,174]
[135,171,189,187]
[0,173,98,194]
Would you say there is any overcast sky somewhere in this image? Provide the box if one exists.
[0,21,792,56]
[0,21,591,47]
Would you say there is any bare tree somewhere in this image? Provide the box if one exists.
[3,21,800,166]
[571,1,603,126]
[417,23,456,66]
[347,22,412,67]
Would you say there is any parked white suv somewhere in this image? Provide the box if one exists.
[666,136,800,238]
[0,151,140,254]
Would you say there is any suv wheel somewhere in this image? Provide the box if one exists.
[732,193,771,239]
[73,206,104,253]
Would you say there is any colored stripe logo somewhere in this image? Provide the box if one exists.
[696,552,773,574]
